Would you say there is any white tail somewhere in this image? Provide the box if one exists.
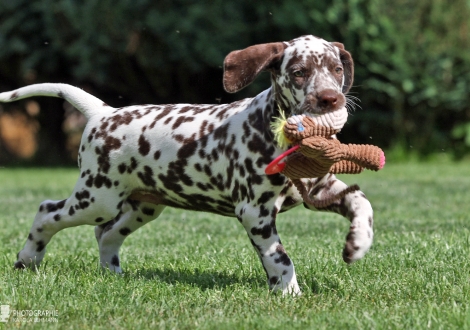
[0,83,111,118]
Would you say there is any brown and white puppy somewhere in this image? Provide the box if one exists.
[0,35,372,295]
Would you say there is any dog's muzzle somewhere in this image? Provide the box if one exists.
[289,106,348,131]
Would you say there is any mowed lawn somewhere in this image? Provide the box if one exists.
[0,163,469,329]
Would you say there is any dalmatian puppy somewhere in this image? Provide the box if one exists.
[0,35,374,295]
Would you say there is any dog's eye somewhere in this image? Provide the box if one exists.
[335,67,343,74]
[293,70,305,77]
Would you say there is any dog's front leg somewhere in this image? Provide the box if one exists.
[236,203,301,295]
[304,174,374,263]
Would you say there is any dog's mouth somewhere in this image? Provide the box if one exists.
[290,107,348,131]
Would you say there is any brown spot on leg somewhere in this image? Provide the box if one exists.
[14,261,26,269]
[111,255,120,267]
[342,232,360,264]
[36,240,45,252]
[119,228,131,236]
[142,207,155,216]
[269,276,280,286]
[274,244,292,266]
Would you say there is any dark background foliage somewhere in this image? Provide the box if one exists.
[0,0,469,165]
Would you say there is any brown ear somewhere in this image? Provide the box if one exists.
[332,42,354,93]
[223,42,286,93]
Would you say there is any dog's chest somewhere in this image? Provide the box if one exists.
[80,95,290,215]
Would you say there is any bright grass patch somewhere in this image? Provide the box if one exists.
[0,164,469,329]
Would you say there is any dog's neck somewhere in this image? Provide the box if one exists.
[270,75,296,119]
[258,87,283,125]
[246,87,289,148]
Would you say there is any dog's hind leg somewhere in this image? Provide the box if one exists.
[95,199,165,273]
[14,180,123,270]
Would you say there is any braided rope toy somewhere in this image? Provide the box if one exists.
[266,113,385,208]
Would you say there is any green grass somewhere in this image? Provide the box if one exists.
[0,163,470,329]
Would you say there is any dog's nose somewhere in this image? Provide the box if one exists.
[317,90,338,109]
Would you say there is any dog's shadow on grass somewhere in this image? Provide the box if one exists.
[132,267,263,290]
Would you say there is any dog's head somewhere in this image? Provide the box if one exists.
[223,35,354,129]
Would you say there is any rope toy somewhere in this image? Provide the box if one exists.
[266,113,385,208]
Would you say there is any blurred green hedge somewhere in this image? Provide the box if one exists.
[0,0,469,164]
